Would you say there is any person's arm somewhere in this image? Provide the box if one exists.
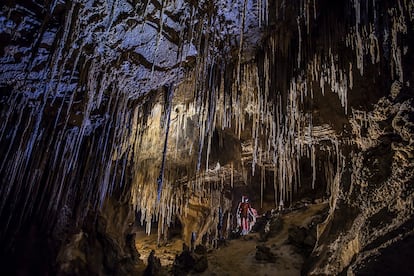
[248,205,256,220]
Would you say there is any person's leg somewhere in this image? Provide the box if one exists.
[242,217,249,235]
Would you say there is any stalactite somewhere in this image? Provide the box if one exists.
[236,0,248,88]
[231,162,234,188]
[311,144,316,189]
[297,16,302,68]
[1,0,413,247]
[261,165,265,208]
[157,84,175,201]
[389,4,408,82]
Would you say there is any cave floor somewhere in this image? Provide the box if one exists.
[135,230,184,267]
[135,202,327,275]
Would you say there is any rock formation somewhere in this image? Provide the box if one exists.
[0,0,413,274]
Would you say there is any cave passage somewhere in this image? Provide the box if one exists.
[0,0,413,275]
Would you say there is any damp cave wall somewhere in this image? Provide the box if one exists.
[1,0,414,275]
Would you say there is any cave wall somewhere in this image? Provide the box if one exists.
[1,0,414,274]
[57,196,143,275]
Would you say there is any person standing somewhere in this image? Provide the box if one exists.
[236,196,256,235]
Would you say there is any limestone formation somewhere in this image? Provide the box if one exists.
[0,0,413,274]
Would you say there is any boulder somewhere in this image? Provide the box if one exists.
[255,245,276,263]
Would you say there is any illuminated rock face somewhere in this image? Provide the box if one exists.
[0,0,413,274]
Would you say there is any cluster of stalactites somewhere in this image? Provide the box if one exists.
[127,92,237,236]
[346,0,409,81]
[0,0,152,236]
[187,0,414,206]
[130,1,414,234]
[158,58,345,210]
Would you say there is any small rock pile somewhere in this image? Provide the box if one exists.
[172,244,208,275]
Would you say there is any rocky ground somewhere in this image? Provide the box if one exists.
[135,200,328,275]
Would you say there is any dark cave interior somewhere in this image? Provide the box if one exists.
[0,0,414,275]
